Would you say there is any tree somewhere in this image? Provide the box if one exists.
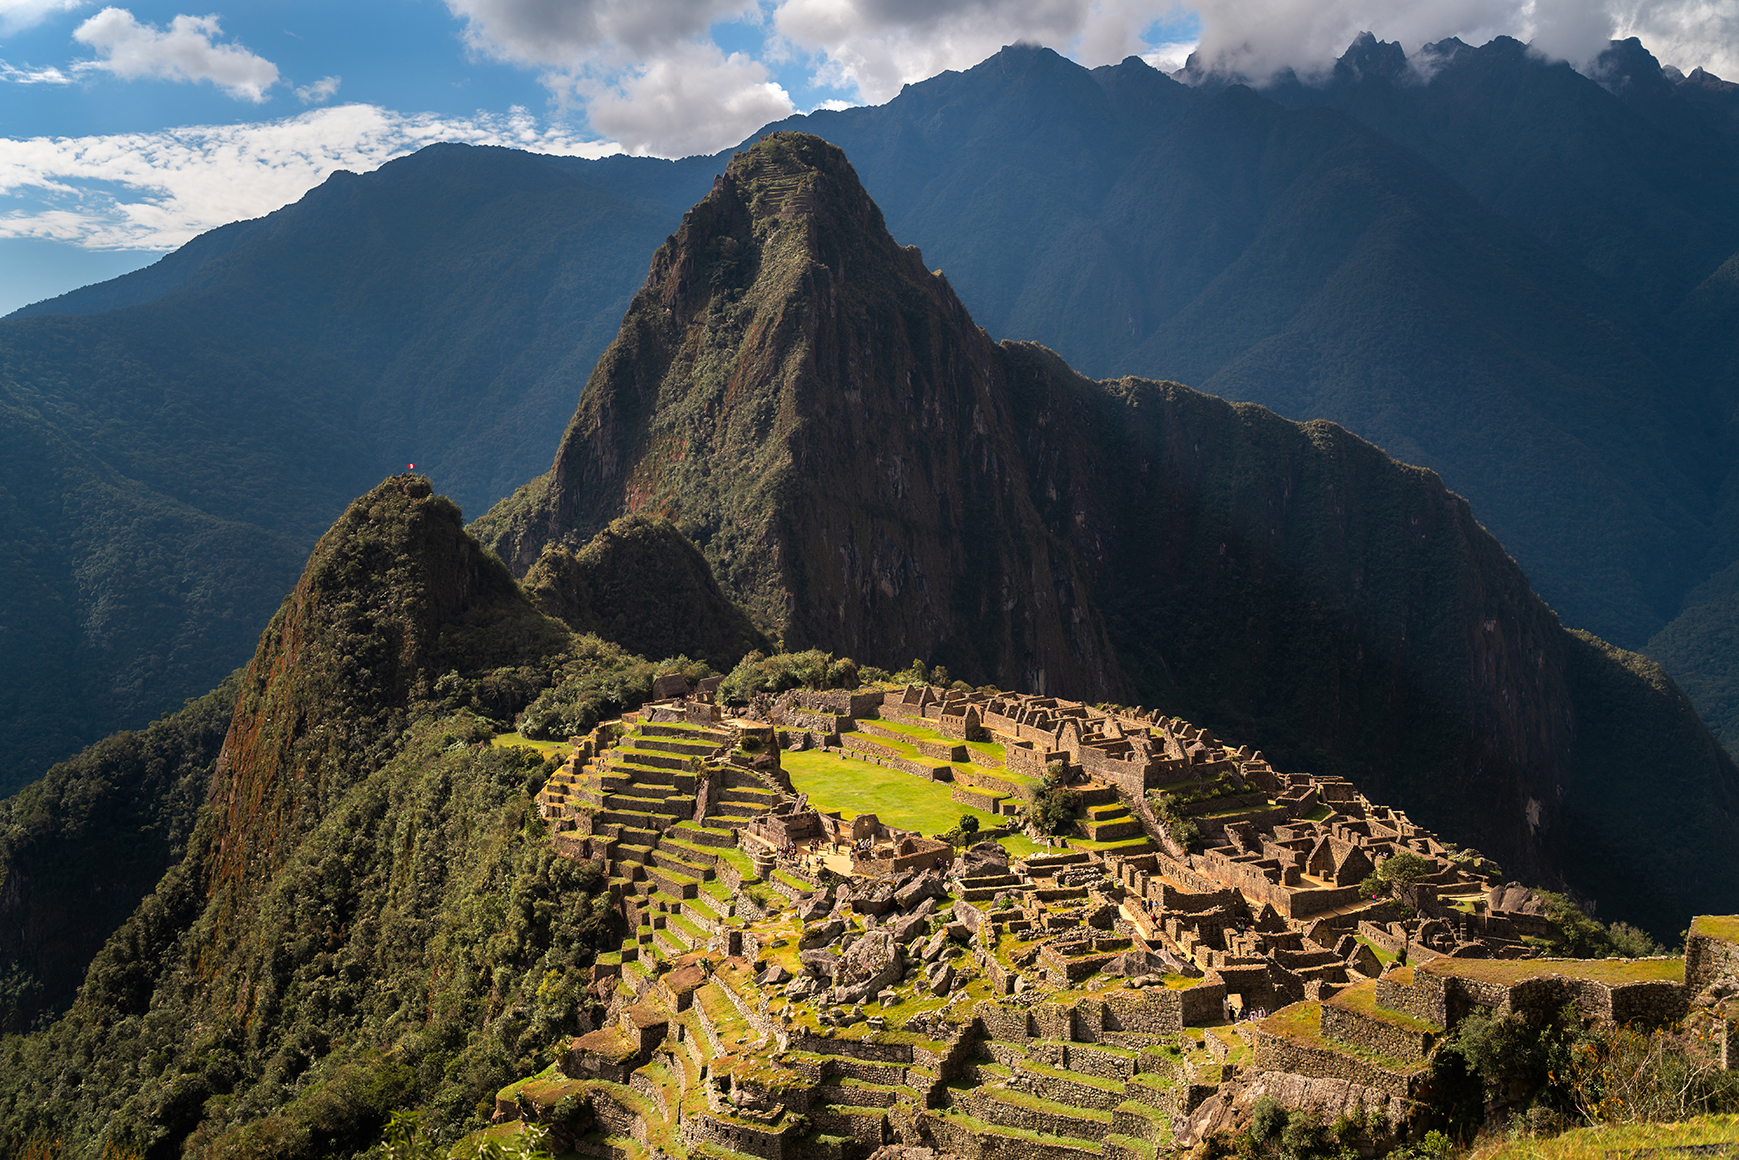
[958,814,980,836]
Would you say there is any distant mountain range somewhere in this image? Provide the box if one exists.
[3,34,1738,797]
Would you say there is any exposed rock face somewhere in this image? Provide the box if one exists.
[479,132,1739,932]
[831,929,904,1004]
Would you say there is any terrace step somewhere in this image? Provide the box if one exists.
[1106,1132,1161,1160]
[633,738,719,757]
[969,1086,1114,1138]
[928,1108,1102,1160]
[1012,1058,1127,1110]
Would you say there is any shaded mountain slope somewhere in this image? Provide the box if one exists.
[522,514,770,670]
[483,132,1739,931]
[0,383,306,795]
[760,46,1720,651]
[1260,34,1739,316]
[0,675,237,1035]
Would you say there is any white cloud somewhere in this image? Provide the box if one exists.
[72,7,280,102]
[444,0,1192,151]
[1611,0,1739,79]
[294,74,341,104]
[444,0,760,66]
[1141,38,1198,72]
[1,59,75,83]
[771,0,1109,104]
[1183,0,1739,82]
[581,42,795,154]
[0,104,623,250]
[0,0,86,36]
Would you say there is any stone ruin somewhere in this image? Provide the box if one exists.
[494,679,1737,1160]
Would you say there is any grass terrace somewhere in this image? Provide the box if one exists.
[1329,979,1442,1033]
[1419,956,1685,987]
[1467,1115,1739,1160]
[1690,915,1739,942]
[1259,1002,1430,1074]
[781,748,1011,839]
[490,732,573,759]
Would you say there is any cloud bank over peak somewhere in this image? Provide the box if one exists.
[433,0,1738,155]
[1185,0,1736,81]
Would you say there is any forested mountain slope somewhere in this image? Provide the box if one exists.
[0,146,712,793]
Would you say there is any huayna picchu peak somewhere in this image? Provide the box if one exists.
[3,129,1738,1157]
[475,132,1125,702]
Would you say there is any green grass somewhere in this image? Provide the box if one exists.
[1420,956,1684,986]
[491,732,573,758]
[1690,915,1739,943]
[1356,935,1399,966]
[1328,979,1441,1033]
[1259,1001,1427,1073]
[1468,1115,1739,1160]
[780,748,1003,838]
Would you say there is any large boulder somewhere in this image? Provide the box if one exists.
[894,870,948,909]
[830,929,904,1005]
[799,917,846,949]
[796,891,834,923]
[799,949,840,979]
[958,841,1009,878]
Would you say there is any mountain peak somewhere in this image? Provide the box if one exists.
[475,133,1124,697]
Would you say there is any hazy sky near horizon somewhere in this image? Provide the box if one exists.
[0,0,1734,314]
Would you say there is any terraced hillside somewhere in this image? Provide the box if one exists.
[487,681,1737,1158]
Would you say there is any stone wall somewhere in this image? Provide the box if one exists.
[1320,1004,1434,1063]
[1687,920,1739,993]
[1250,1024,1423,1099]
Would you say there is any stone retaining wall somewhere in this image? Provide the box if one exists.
[1320,1004,1433,1063]
[1250,1026,1423,1099]
[1688,922,1739,993]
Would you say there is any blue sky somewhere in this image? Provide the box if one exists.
[0,0,1732,315]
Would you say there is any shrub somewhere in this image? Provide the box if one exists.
[718,649,858,703]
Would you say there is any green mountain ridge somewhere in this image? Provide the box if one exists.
[0,476,674,1155]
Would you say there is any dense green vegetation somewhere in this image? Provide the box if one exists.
[0,675,239,1034]
[0,712,613,1157]
[0,475,770,1156]
[521,515,770,671]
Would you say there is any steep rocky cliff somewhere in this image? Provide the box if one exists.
[481,132,1739,929]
